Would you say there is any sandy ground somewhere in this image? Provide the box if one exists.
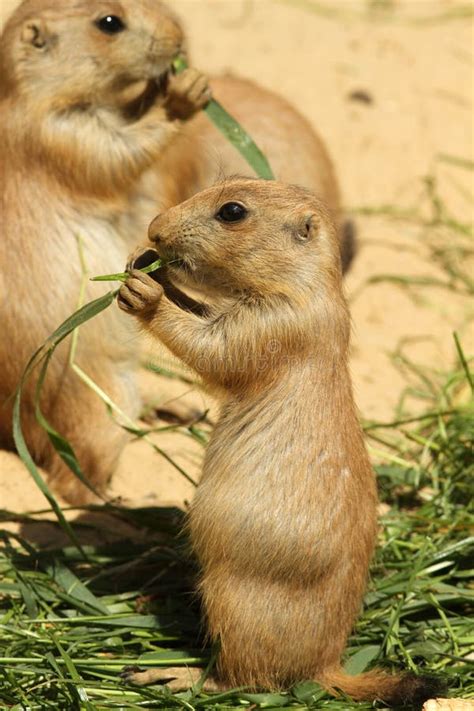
[0,0,472,517]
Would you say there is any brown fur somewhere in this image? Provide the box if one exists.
[118,180,441,706]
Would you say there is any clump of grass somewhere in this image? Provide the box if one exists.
[1,337,472,709]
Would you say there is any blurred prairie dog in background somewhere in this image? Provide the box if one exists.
[0,0,210,502]
[118,179,440,707]
[1,0,351,503]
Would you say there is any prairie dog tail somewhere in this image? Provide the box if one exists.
[319,667,445,707]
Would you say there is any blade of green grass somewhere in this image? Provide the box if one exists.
[91,258,163,283]
[453,332,474,393]
[12,290,117,556]
[12,387,87,559]
[44,560,109,616]
[34,353,105,502]
[173,57,275,180]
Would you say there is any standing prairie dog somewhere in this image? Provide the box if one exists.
[118,179,441,707]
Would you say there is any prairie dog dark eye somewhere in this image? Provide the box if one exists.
[95,15,126,34]
[216,202,248,223]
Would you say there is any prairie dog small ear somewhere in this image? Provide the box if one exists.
[21,19,50,49]
[294,213,319,243]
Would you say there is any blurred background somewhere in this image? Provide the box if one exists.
[0,0,472,512]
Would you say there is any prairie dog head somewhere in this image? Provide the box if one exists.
[148,178,344,304]
[0,0,183,105]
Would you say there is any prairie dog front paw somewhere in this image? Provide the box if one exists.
[165,68,212,120]
[118,270,164,318]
